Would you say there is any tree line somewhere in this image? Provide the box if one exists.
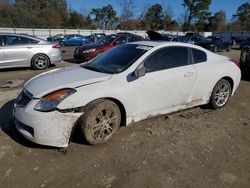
[0,0,249,31]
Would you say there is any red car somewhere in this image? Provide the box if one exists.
[74,33,143,62]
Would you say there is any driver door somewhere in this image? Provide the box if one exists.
[130,46,197,118]
[0,35,4,67]
[2,35,32,67]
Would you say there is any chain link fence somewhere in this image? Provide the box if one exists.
[2,28,249,40]
[0,27,187,39]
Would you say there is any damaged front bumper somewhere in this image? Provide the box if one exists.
[14,99,82,147]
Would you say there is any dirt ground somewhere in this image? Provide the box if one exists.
[0,47,250,188]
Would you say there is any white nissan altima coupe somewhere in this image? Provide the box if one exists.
[14,41,241,147]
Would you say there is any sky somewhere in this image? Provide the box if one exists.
[67,0,250,21]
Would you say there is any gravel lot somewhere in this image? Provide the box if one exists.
[0,47,250,188]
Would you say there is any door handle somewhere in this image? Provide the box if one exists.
[27,47,33,49]
[184,72,194,77]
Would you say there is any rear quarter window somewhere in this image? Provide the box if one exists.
[27,38,39,44]
[192,48,207,63]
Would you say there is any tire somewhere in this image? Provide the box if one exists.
[31,54,50,70]
[80,41,86,46]
[213,46,217,53]
[227,45,232,52]
[240,52,247,72]
[210,79,232,109]
[79,99,121,145]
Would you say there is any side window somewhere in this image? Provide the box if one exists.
[128,36,140,42]
[5,36,36,45]
[28,38,39,44]
[144,47,189,72]
[0,36,4,46]
[192,48,207,63]
[6,36,20,45]
[127,36,134,42]
[115,36,127,45]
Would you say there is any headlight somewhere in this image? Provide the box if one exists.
[34,88,76,112]
[82,48,96,53]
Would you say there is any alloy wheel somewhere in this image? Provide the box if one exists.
[214,82,230,107]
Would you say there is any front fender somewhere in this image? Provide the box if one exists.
[57,79,132,120]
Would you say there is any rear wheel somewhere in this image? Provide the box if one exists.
[227,45,232,52]
[213,46,217,53]
[79,100,121,145]
[60,41,64,46]
[210,79,232,109]
[80,41,86,46]
[31,54,50,70]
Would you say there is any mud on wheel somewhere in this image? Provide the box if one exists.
[210,79,232,109]
[79,99,121,145]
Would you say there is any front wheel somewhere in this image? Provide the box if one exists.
[79,100,121,145]
[213,46,217,53]
[226,45,232,52]
[210,79,232,109]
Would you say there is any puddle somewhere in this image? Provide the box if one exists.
[0,79,25,88]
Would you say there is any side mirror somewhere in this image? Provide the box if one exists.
[134,67,146,77]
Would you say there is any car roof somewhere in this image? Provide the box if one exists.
[130,40,211,51]
[0,33,33,36]
[113,33,141,37]
[0,33,45,41]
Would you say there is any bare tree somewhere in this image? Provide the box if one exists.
[118,0,134,30]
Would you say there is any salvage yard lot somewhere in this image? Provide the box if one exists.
[0,48,250,187]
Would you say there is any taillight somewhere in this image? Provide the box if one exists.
[52,44,60,48]
[230,58,240,69]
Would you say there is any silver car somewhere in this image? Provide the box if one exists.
[0,33,63,70]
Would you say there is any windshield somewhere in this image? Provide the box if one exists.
[83,44,150,74]
[96,35,116,45]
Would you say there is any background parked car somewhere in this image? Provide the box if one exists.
[147,31,191,43]
[195,36,232,52]
[47,34,64,42]
[146,31,203,43]
[240,42,250,78]
[239,37,250,49]
[0,33,62,70]
[74,33,143,62]
[210,36,232,50]
[87,33,106,43]
[60,34,91,46]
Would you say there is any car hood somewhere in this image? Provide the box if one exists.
[24,65,112,98]
[78,43,101,50]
